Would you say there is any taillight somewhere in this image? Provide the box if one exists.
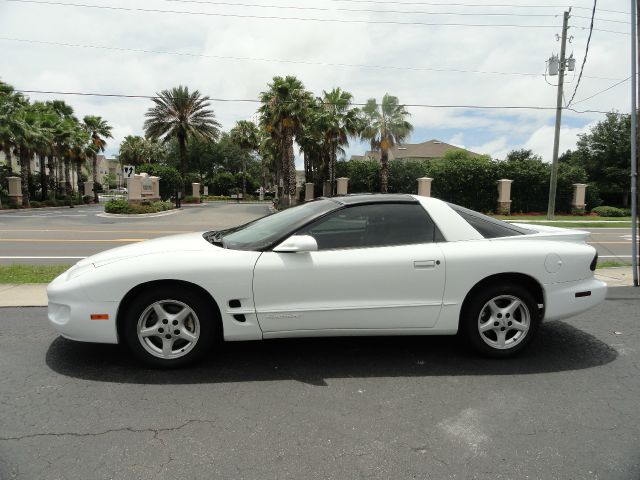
[590,252,598,271]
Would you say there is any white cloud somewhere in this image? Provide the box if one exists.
[0,0,630,159]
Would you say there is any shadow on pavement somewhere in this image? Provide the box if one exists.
[45,320,618,386]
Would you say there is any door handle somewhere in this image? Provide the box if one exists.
[414,260,436,269]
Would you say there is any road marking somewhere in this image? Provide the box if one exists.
[0,256,87,259]
[588,242,631,244]
[0,239,145,243]
[0,214,88,218]
[0,229,191,234]
[599,255,633,258]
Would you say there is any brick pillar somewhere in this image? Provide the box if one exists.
[336,177,349,196]
[496,179,513,215]
[150,176,160,200]
[127,175,142,202]
[572,183,587,213]
[417,177,433,197]
[7,176,22,205]
[305,182,315,201]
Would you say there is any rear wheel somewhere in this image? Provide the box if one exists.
[462,283,539,357]
[122,286,218,368]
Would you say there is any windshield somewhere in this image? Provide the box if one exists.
[207,199,338,251]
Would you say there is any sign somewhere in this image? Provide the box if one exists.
[142,177,153,193]
[123,165,135,178]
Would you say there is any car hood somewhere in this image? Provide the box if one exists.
[76,232,216,268]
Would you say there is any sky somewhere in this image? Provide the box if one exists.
[0,0,633,168]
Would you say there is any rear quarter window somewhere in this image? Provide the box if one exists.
[448,203,534,239]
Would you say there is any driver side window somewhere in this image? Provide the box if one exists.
[297,203,439,250]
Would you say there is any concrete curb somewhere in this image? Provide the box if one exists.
[0,267,634,308]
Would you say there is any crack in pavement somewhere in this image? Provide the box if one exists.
[0,418,215,442]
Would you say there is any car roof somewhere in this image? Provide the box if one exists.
[324,194,417,205]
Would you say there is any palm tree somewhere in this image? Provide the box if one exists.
[144,86,220,206]
[0,81,24,175]
[320,88,361,195]
[230,120,260,195]
[83,115,113,203]
[361,94,413,193]
[259,76,311,204]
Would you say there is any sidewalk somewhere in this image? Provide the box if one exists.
[0,268,635,308]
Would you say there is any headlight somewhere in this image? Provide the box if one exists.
[66,263,96,280]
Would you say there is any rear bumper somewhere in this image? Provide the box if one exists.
[543,277,607,322]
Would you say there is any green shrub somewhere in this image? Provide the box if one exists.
[30,201,42,208]
[183,195,201,204]
[44,199,57,207]
[203,195,231,201]
[82,195,91,204]
[591,206,626,217]
[105,199,173,214]
[55,199,65,207]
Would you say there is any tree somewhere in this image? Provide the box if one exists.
[573,112,632,206]
[259,76,311,204]
[118,135,165,166]
[318,88,361,195]
[144,86,221,206]
[230,120,260,194]
[505,149,543,163]
[361,94,413,193]
[83,115,113,202]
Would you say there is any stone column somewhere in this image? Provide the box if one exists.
[203,186,209,196]
[150,176,160,200]
[572,183,587,213]
[336,177,349,196]
[496,179,513,215]
[417,177,433,197]
[83,181,93,197]
[305,182,315,201]
[7,176,22,205]
[127,175,142,202]
[323,181,332,197]
[192,183,201,201]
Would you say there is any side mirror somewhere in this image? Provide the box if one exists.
[273,235,318,253]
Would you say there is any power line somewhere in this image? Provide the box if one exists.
[160,0,563,18]
[2,36,627,81]
[325,0,630,16]
[1,0,588,29]
[12,88,617,114]
[571,76,631,105]
[567,0,596,106]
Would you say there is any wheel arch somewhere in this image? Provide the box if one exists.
[116,279,223,343]
[460,272,545,321]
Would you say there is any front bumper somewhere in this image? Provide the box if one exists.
[543,276,607,322]
[47,273,119,344]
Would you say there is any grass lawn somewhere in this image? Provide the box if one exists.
[597,261,632,269]
[0,264,70,284]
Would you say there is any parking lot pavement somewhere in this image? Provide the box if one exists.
[0,287,639,479]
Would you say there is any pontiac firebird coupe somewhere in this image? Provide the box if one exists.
[48,194,607,367]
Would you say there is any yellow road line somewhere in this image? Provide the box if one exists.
[0,229,190,234]
[0,239,146,243]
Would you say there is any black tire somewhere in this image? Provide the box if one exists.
[461,283,540,358]
[121,286,219,368]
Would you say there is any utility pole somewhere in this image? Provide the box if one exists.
[632,0,639,286]
[547,9,571,220]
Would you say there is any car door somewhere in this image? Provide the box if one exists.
[252,202,446,334]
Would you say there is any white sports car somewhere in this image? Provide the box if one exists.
[48,194,607,367]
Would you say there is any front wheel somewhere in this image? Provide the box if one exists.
[122,287,218,368]
[461,284,540,358]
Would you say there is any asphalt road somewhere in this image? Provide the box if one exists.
[0,203,271,265]
[0,287,638,479]
[0,204,635,265]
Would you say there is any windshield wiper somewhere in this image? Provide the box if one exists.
[203,230,224,247]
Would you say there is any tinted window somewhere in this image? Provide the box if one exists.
[448,203,534,238]
[297,203,439,250]
[217,199,337,250]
